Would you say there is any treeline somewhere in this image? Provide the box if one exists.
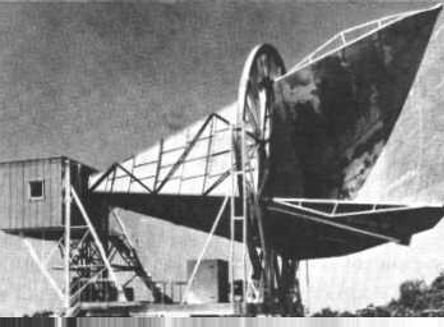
[24,272,444,317]
[312,272,444,317]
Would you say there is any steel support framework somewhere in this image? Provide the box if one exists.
[279,4,442,79]
[22,179,174,316]
[88,111,301,315]
[89,113,243,197]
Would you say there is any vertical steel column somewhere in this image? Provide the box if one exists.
[240,123,248,305]
[228,121,250,308]
[229,123,235,304]
[63,158,71,311]
[70,186,125,299]
[22,238,64,301]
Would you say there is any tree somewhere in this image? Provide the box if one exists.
[312,272,444,317]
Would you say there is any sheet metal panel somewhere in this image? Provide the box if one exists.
[266,200,444,259]
[357,9,444,205]
[268,6,441,201]
[0,158,63,229]
[0,157,96,233]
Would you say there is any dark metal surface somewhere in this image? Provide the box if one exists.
[91,193,233,239]
[266,200,444,259]
[267,6,441,200]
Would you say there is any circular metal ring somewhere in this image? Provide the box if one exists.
[237,44,286,195]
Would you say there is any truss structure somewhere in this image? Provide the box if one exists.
[22,160,171,317]
[280,4,443,79]
[89,111,237,197]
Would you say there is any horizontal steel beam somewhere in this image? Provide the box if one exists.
[267,204,400,244]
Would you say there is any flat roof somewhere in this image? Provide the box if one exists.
[0,155,97,170]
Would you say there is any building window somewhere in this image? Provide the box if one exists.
[29,180,45,201]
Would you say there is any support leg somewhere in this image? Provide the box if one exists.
[279,257,303,316]
[22,238,64,302]
[70,186,126,302]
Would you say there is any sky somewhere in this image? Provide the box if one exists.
[0,1,436,169]
[1,0,444,315]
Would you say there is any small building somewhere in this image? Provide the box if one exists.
[0,156,97,239]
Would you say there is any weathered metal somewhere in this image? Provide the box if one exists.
[269,5,441,200]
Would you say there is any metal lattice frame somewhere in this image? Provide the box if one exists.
[279,4,442,80]
[23,178,173,316]
[89,112,249,197]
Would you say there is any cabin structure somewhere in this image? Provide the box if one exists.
[0,157,96,238]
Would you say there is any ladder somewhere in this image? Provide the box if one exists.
[229,123,249,305]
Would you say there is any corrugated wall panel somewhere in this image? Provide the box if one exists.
[44,159,51,227]
[0,157,95,231]
[24,161,33,228]
[28,160,40,228]
[0,158,65,230]
[0,164,9,229]
[7,163,13,229]
[11,163,19,229]
[46,159,52,226]
[55,158,63,227]
[49,159,59,227]
[47,158,62,227]
[22,161,29,228]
